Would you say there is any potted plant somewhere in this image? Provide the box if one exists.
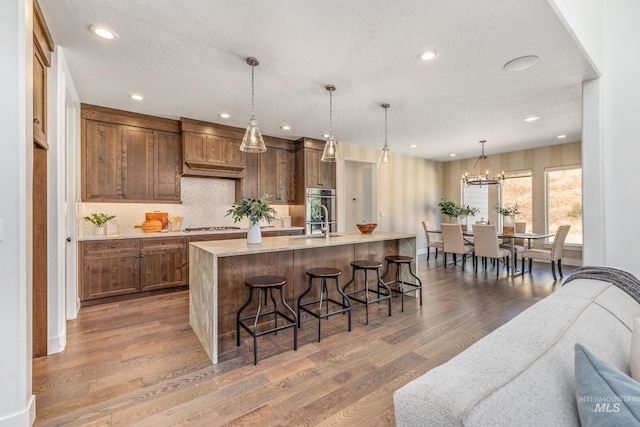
[226,194,277,244]
[83,213,116,236]
[457,205,480,231]
[438,196,462,222]
[495,204,520,234]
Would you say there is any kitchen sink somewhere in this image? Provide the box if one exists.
[291,233,343,239]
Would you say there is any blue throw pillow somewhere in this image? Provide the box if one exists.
[575,343,640,426]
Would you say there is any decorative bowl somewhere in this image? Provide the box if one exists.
[356,223,377,234]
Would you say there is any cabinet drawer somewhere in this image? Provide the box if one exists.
[82,239,139,254]
[188,233,246,243]
[141,237,186,249]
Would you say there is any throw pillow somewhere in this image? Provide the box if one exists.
[631,318,640,382]
[575,343,640,427]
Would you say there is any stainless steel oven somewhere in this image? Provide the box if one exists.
[306,188,336,235]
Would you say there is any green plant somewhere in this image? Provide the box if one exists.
[83,213,115,227]
[458,205,480,217]
[495,204,520,218]
[226,194,277,225]
[438,196,462,218]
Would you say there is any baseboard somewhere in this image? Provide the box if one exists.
[0,394,35,427]
[48,330,66,355]
[561,258,582,267]
[417,248,428,255]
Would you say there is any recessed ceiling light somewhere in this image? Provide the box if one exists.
[557,134,567,139]
[503,55,539,72]
[410,144,417,148]
[89,25,117,40]
[129,94,144,101]
[219,113,230,119]
[450,153,456,157]
[524,116,539,122]
[418,50,438,61]
[322,134,330,138]
[280,125,291,130]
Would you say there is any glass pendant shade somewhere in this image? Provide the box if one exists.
[321,135,338,162]
[240,57,266,153]
[377,103,392,167]
[240,118,265,153]
[321,85,339,162]
[462,140,504,187]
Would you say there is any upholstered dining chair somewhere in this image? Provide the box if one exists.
[441,224,474,269]
[472,224,511,277]
[500,221,526,254]
[422,221,444,261]
[520,225,571,280]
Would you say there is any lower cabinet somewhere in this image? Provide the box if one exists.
[79,237,187,302]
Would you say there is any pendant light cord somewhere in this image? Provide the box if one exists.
[251,64,256,121]
[384,106,388,149]
[329,89,333,137]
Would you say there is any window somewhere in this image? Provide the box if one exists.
[546,167,582,244]
[501,171,533,229]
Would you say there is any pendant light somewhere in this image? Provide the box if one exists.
[377,103,392,167]
[240,57,266,153]
[462,140,505,187]
[321,85,339,162]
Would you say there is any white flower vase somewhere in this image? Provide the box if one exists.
[247,223,262,245]
[503,216,515,234]
[95,226,106,236]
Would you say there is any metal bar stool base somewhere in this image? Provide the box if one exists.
[381,255,422,312]
[342,260,392,325]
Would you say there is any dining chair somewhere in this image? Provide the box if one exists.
[500,221,526,254]
[441,224,474,269]
[472,224,511,277]
[422,221,444,261]
[520,225,571,280]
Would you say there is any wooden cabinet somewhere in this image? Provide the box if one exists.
[181,118,245,179]
[305,148,335,188]
[259,147,296,203]
[33,0,53,149]
[81,105,181,203]
[140,237,187,291]
[80,240,141,301]
[79,237,187,302]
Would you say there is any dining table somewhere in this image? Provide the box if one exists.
[432,229,553,277]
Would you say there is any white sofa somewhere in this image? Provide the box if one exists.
[393,278,640,426]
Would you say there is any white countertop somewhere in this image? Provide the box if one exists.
[77,226,305,241]
[190,231,416,257]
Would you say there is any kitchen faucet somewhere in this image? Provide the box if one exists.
[316,205,330,239]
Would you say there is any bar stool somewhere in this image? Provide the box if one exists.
[342,260,392,325]
[382,255,422,312]
[298,267,351,342]
[236,275,298,365]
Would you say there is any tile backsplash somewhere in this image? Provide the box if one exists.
[79,177,290,236]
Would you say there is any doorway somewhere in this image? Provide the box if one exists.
[344,161,375,232]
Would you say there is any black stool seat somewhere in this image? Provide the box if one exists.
[298,267,351,342]
[342,260,391,325]
[382,255,422,312]
[385,255,414,263]
[237,275,297,365]
[245,275,287,288]
[306,267,342,278]
[351,260,383,269]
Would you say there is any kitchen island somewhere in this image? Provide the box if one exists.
[189,231,416,363]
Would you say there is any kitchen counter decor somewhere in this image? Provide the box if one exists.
[226,194,277,244]
[356,223,377,234]
[83,212,116,236]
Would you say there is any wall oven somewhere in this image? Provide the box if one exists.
[306,188,336,235]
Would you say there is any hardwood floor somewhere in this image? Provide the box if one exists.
[33,256,575,426]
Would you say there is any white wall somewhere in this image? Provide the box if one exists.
[551,0,640,274]
[0,0,35,425]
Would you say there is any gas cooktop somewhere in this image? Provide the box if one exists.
[183,226,241,232]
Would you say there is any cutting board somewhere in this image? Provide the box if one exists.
[146,212,168,231]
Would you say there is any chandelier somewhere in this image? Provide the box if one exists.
[462,140,504,187]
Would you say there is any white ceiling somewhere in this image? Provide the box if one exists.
[39,0,597,162]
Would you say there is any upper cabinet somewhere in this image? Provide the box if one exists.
[296,138,336,190]
[33,0,53,149]
[181,118,245,179]
[81,105,181,203]
[259,144,297,204]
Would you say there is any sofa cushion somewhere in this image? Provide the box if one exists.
[575,343,640,427]
[631,318,640,381]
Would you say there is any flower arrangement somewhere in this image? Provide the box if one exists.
[438,197,479,218]
[226,194,277,225]
[495,204,520,218]
[83,213,116,227]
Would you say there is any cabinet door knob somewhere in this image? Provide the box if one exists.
[33,118,40,125]
[111,244,116,248]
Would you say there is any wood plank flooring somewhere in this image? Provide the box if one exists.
[33,256,575,426]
